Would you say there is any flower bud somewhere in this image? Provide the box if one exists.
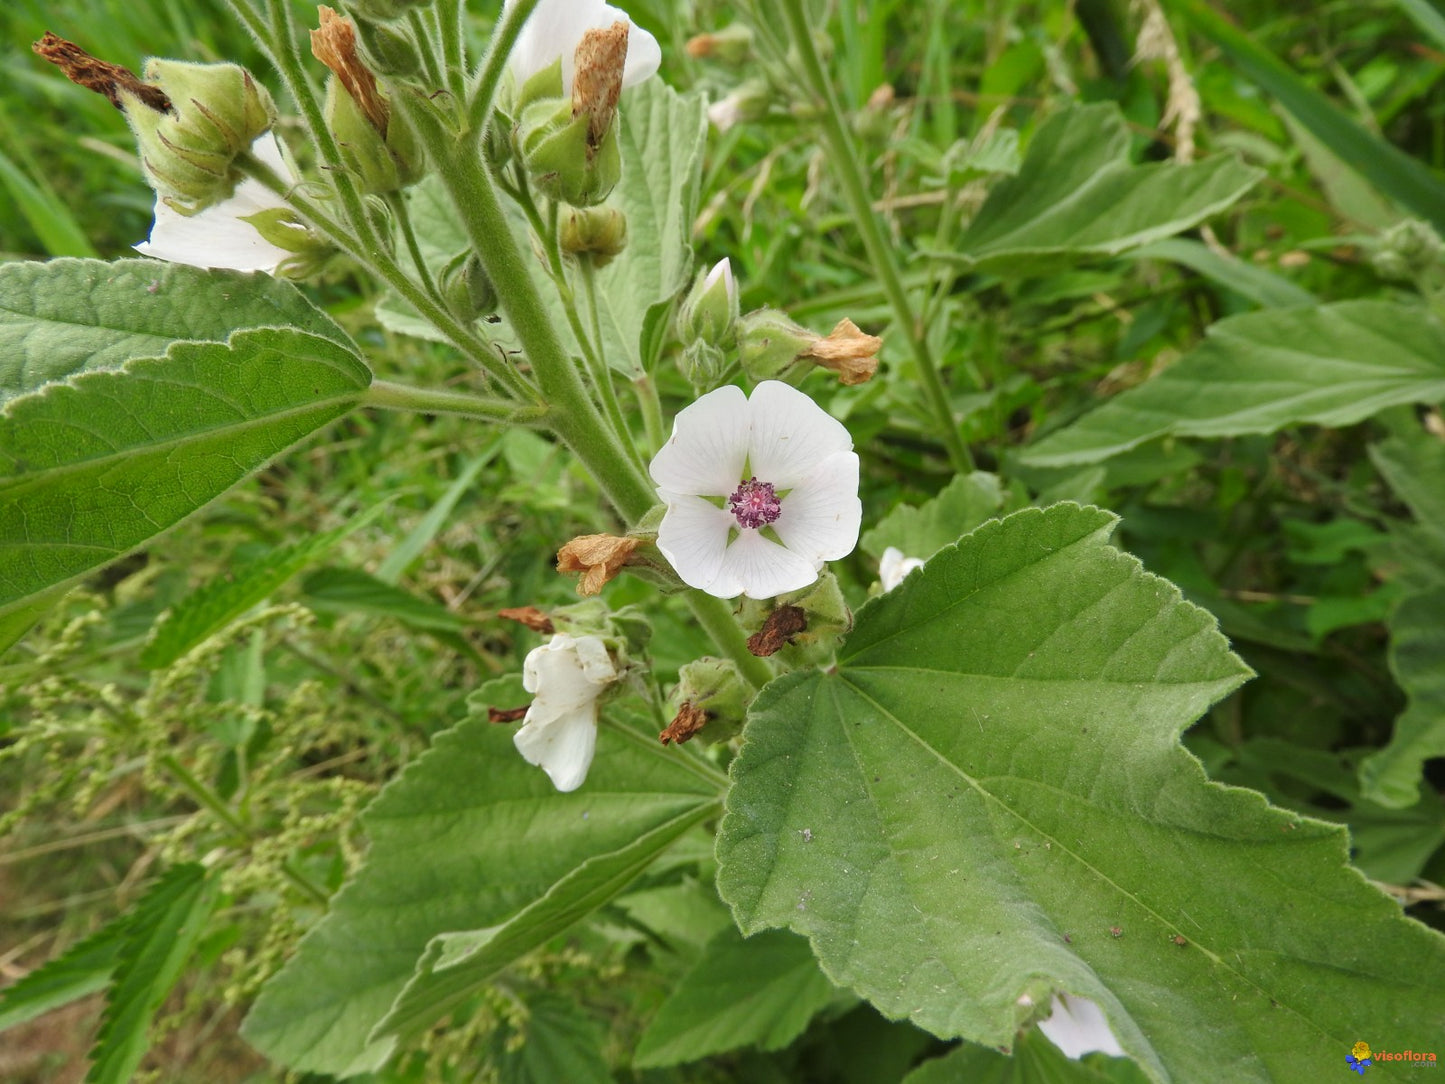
[679,340,728,389]
[121,60,276,213]
[738,307,814,380]
[342,0,430,22]
[1372,219,1445,282]
[441,252,499,321]
[517,97,622,206]
[560,206,628,265]
[353,15,423,77]
[313,8,421,194]
[707,80,769,132]
[665,657,752,746]
[679,258,739,346]
[684,23,754,65]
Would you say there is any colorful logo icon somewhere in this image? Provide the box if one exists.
[1347,1041,1372,1075]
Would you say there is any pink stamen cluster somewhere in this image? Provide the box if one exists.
[728,476,782,529]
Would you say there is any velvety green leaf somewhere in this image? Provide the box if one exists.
[952,104,1262,274]
[1130,239,1316,309]
[1022,302,1445,467]
[142,513,380,669]
[0,258,354,402]
[493,994,611,1084]
[591,79,707,375]
[1371,430,1445,536]
[1359,586,1445,809]
[0,328,371,626]
[860,471,1015,561]
[0,920,126,1033]
[241,681,722,1077]
[634,925,837,1067]
[88,864,219,1084]
[1185,0,1445,235]
[0,583,67,658]
[716,504,1445,1082]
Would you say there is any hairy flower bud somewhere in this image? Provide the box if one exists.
[737,307,815,380]
[517,96,623,206]
[341,0,430,22]
[664,657,752,745]
[121,59,276,212]
[707,80,769,132]
[678,258,739,347]
[353,17,423,77]
[560,206,628,265]
[441,252,498,321]
[684,23,753,65]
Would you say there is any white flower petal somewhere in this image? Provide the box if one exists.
[718,529,821,599]
[513,704,598,792]
[771,451,861,563]
[746,380,854,487]
[506,0,660,93]
[1037,995,1125,1060]
[654,492,736,593]
[879,546,925,592]
[649,384,752,496]
[134,133,298,274]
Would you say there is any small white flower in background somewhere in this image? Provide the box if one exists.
[134,133,305,274]
[649,380,862,600]
[1037,994,1125,1060]
[506,0,661,93]
[513,632,619,792]
[878,546,925,592]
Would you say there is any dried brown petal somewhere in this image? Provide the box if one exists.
[557,533,641,596]
[497,605,555,634]
[573,21,628,147]
[33,32,170,113]
[311,7,389,135]
[488,705,529,723]
[747,604,807,656]
[660,701,709,745]
[804,318,881,385]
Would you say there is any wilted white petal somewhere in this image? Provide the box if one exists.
[747,380,854,487]
[649,383,752,496]
[1037,995,1125,1060]
[134,132,300,274]
[506,0,660,92]
[878,546,925,592]
[654,492,736,593]
[514,633,617,792]
[770,452,861,564]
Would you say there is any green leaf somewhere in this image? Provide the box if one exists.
[375,442,501,583]
[87,864,219,1084]
[374,791,715,1042]
[591,79,708,374]
[241,683,721,1077]
[142,512,381,669]
[716,504,1445,1082]
[0,582,67,658]
[1129,239,1316,309]
[0,147,99,259]
[0,328,371,627]
[0,258,355,403]
[634,925,837,1068]
[1022,302,1445,467]
[905,1030,1150,1084]
[302,566,473,632]
[951,103,1262,275]
[860,471,1016,561]
[1184,0,1445,235]
[1391,0,1445,52]
[492,994,611,1084]
[1359,586,1445,809]
[0,921,126,1033]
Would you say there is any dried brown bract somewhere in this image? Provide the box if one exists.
[557,534,641,596]
[659,701,709,745]
[572,21,628,147]
[804,318,881,385]
[311,7,390,135]
[497,606,555,634]
[747,604,807,656]
[33,31,171,113]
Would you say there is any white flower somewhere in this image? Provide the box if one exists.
[649,380,861,600]
[513,633,619,792]
[878,546,925,592]
[1037,994,1125,1060]
[134,133,305,274]
[506,0,661,94]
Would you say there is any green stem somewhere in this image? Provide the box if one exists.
[386,190,440,300]
[686,593,775,689]
[775,0,975,473]
[464,0,540,144]
[579,261,646,471]
[436,0,469,109]
[408,9,446,91]
[635,373,665,452]
[365,379,544,422]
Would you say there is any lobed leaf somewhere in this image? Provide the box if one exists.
[0,920,127,1033]
[716,504,1445,1082]
[1022,301,1445,467]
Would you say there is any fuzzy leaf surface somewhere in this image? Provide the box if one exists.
[715,503,1445,1082]
[1023,302,1445,467]
[0,328,370,625]
[0,258,353,402]
[953,104,1261,274]
[241,683,721,1077]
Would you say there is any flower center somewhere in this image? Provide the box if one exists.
[728,477,782,529]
